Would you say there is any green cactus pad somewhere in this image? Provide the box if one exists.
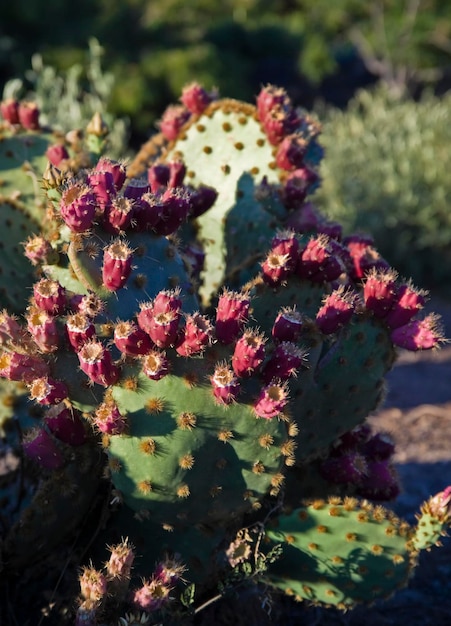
[412,500,450,552]
[0,198,40,311]
[292,314,395,461]
[108,353,290,528]
[265,498,416,609]
[246,277,396,461]
[164,99,283,302]
[0,131,51,223]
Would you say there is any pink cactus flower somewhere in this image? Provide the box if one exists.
[298,235,345,283]
[0,351,50,382]
[114,320,153,357]
[17,101,40,130]
[175,312,213,356]
[159,104,191,140]
[132,576,172,612]
[0,98,20,124]
[275,134,308,171]
[23,235,54,266]
[253,381,289,419]
[60,183,97,233]
[23,427,64,470]
[66,313,97,351]
[215,289,251,344]
[385,282,427,329]
[390,314,444,351]
[315,287,357,334]
[102,239,134,291]
[141,349,169,381]
[363,269,399,318]
[29,376,68,405]
[93,401,127,435]
[102,196,135,234]
[46,144,70,167]
[33,278,67,315]
[44,404,87,446]
[180,82,215,115]
[272,307,303,343]
[95,157,127,191]
[26,307,60,353]
[78,340,120,386]
[256,84,290,123]
[262,342,307,383]
[232,329,266,377]
[211,363,241,405]
[106,538,135,579]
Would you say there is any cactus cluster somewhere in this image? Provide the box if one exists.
[0,84,449,625]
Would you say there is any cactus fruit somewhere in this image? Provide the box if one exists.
[0,83,448,624]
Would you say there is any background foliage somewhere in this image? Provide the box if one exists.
[2,0,451,292]
[3,0,451,146]
[315,87,451,294]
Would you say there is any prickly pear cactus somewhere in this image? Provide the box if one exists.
[0,98,100,312]
[131,83,322,303]
[0,85,448,623]
[264,490,451,610]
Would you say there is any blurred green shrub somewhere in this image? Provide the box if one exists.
[2,39,129,158]
[314,86,451,294]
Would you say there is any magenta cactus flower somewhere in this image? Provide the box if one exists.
[44,404,87,446]
[315,287,357,334]
[385,282,427,329]
[46,144,70,167]
[66,313,97,351]
[114,320,153,357]
[0,98,20,124]
[253,381,289,419]
[60,183,97,233]
[0,351,50,382]
[272,307,303,343]
[363,269,399,318]
[141,349,170,381]
[175,312,213,356]
[33,278,67,315]
[232,329,266,377]
[22,427,65,470]
[103,196,135,234]
[26,307,60,353]
[211,362,241,405]
[17,101,40,130]
[23,235,54,266]
[159,104,191,141]
[180,82,214,115]
[298,235,346,283]
[275,135,308,171]
[262,342,307,383]
[215,290,250,344]
[77,340,120,386]
[390,313,444,351]
[102,239,134,291]
[93,401,127,435]
[95,157,127,192]
[28,376,68,405]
